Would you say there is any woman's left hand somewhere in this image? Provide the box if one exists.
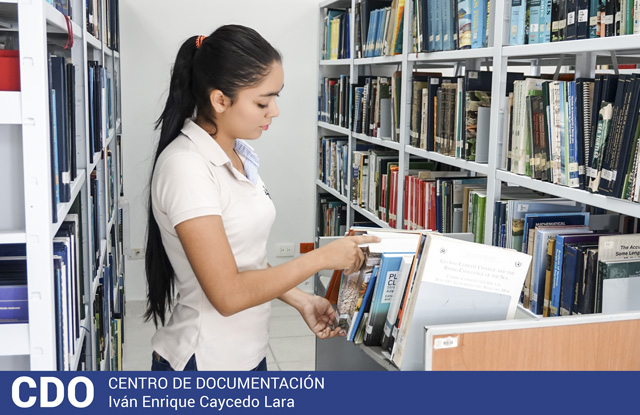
[298,294,345,339]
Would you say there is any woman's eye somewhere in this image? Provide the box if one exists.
[257,103,268,109]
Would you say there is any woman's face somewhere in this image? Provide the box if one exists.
[217,62,284,140]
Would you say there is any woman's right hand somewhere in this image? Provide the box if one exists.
[319,235,381,275]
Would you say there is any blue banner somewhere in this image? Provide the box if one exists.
[0,371,638,414]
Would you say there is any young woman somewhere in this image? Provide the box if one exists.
[145,24,377,371]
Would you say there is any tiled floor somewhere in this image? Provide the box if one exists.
[123,281,316,371]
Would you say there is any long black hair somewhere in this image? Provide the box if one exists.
[144,25,282,327]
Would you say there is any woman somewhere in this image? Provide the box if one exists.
[145,24,377,371]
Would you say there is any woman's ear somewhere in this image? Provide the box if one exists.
[209,89,229,113]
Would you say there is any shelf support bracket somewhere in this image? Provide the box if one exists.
[609,50,619,76]
[553,54,566,81]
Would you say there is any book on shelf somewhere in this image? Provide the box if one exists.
[598,258,640,314]
[0,244,28,325]
[527,224,590,315]
[0,50,20,91]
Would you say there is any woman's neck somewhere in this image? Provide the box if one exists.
[194,115,235,154]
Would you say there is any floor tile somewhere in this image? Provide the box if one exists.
[269,336,315,363]
[277,360,315,371]
[269,315,313,338]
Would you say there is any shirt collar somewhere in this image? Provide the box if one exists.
[180,119,260,185]
[180,119,230,167]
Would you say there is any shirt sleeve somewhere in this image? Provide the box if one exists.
[153,152,222,227]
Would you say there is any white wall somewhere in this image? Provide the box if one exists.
[120,0,322,300]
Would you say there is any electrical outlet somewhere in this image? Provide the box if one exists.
[276,243,295,257]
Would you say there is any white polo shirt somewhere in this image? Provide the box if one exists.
[150,119,276,370]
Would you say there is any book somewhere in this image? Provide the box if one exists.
[529,225,589,315]
[347,265,378,341]
[598,258,640,314]
[390,233,531,370]
[363,252,414,346]
[0,50,20,91]
[549,232,597,316]
[380,255,414,352]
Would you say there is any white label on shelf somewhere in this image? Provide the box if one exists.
[578,9,589,22]
[530,23,539,32]
[518,204,530,213]
[559,19,567,29]
[568,12,575,25]
[434,336,459,349]
[605,15,614,24]
[62,171,70,184]
[431,78,440,84]
[601,168,614,181]
[587,167,597,178]
[615,12,621,23]
[590,16,597,25]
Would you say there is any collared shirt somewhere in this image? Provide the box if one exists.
[150,118,276,370]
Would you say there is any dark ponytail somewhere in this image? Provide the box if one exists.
[144,25,282,326]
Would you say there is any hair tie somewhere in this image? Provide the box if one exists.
[196,35,206,49]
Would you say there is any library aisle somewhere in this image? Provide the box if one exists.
[123,280,316,371]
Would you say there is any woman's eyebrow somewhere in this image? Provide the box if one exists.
[259,84,284,97]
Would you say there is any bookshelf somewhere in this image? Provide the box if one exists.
[315,0,640,370]
[0,0,123,370]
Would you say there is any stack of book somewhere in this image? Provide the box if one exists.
[326,227,532,370]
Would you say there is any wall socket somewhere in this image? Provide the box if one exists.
[276,243,295,257]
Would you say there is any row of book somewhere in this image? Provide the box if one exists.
[317,196,347,237]
[506,74,640,201]
[412,0,490,52]
[322,8,350,60]
[355,0,405,58]
[408,70,516,160]
[318,139,496,240]
[509,0,640,45]
[326,227,531,370]
[0,211,88,370]
[318,75,350,128]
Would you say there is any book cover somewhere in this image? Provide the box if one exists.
[521,211,589,254]
[529,225,589,315]
[347,265,378,341]
[391,233,531,370]
[598,258,640,313]
[550,232,597,316]
[363,253,414,346]
[381,255,414,351]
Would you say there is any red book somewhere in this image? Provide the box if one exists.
[0,50,20,91]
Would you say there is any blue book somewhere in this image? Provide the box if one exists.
[550,232,600,315]
[0,285,28,323]
[442,0,454,51]
[539,0,553,42]
[528,0,543,44]
[433,0,443,51]
[363,253,411,346]
[427,0,436,51]
[529,226,589,315]
[509,0,526,45]
[519,208,587,253]
[471,0,487,48]
[559,243,581,315]
[457,0,472,49]
[347,265,378,342]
